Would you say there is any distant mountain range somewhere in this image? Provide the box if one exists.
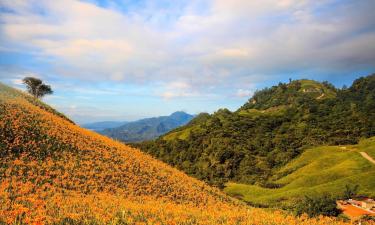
[82,121,128,131]
[86,111,194,142]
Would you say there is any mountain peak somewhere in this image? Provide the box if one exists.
[169,111,193,120]
[241,79,337,110]
[99,111,194,142]
[170,111,189,116]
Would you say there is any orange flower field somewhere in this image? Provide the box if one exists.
[0,83,372,224]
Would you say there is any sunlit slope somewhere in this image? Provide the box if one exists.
[358,136,375,158]
[0,84,232,221]
[0,84,352,224]
[225,141,375,208]
[0,83,73,123]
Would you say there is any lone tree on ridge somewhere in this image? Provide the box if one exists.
[23,77,53,99]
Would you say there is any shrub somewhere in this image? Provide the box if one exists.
[295,194,341,217]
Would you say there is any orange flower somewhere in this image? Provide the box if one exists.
[0,85,366,225]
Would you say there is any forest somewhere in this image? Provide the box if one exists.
[136,74,375,187]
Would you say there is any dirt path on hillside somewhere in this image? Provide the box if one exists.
[360,152,375,165]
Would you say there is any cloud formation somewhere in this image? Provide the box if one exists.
[0,0,375,122]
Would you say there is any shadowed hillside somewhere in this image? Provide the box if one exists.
[0,84,354,224]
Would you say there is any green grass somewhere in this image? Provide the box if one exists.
[298,79,337,99]
[163,126,195,140]
[224,140,375,208]
[238,106,288,118]
[357,137,375,159]
[163,123,206,141]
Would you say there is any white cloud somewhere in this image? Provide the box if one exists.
[159,81,198,99]
[1,0,374,99]
[236,89,253,98]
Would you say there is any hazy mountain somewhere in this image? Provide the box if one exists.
[82,121,128,131]
[100,111,194,142]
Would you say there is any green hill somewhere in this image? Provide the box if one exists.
[137,74,375,187]
[240,79,337,111]
[225,137,375,208]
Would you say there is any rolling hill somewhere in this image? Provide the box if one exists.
[0,83,354,224]
[225,138,375,208]
[100,111,194,142]
[137,74,375,188]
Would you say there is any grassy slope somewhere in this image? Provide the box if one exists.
[225,142,375,208]
[298,79,337,99]
[0,84,352,224]
[358,136,375,158]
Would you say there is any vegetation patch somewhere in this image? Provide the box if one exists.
[224,143,375,208]
[137,74,375,187]
[0,83,358,224]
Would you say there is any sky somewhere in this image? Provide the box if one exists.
[0,0,374,124]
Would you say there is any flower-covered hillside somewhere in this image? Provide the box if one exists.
[0,83,359,224]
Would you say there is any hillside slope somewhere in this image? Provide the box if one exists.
[0,84,352,224]
[0,83,73,123]
[100,111,194,142]
[225,139,375,208]
[137,75,375,187]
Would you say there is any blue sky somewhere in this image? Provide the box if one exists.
[0,0,374,123]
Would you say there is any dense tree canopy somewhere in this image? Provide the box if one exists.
[294,195,341,218]
[136,74,375,187]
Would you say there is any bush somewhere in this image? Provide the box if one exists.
[343,184,359,199]
[294,194,341,217]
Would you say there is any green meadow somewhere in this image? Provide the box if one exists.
[224,137,375,208]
